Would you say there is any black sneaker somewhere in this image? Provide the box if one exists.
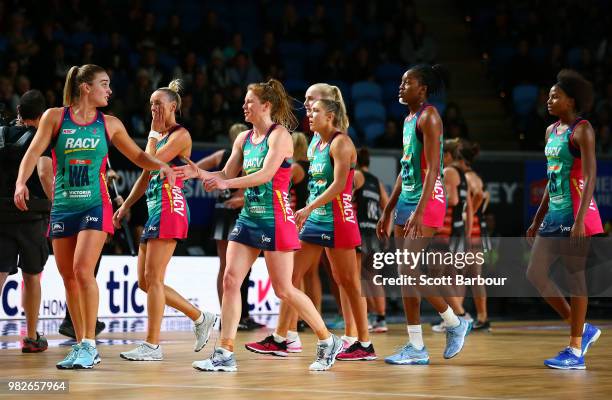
[59,319,76,339]
[238,317,264,331]
[59,319,106,338]
[245,317,265,330]
[472,320,491,332]
[95,320,106,336]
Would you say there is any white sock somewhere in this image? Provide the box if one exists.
[439,306,460,328]
[144,341,159,349]
[360,341,371,348]
[272,333,286,343]
[194,311,204,325]
[569,347,581,357]
[81,338,96,348]
[318,335,333,346]
[218,347,233,356]
[341,335,357,345]
[407,325,424,350]
[287,331,299,340]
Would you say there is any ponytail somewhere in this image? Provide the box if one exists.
[248,79,298,131]
[308,83,350,131]
[410,64,449,97]
[157,79,183,114]
[458,139,480,165]
[63,64,106,106]
[330,86,349,132]
[315,98,349,133]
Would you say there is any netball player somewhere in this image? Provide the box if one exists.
[462,141,491,331]
[177,79,343,372]
[353,147,389,333]
[14,64,176,369]
[195,123,264,331]
[431,138,474,333]
[377,65,471,365]
[244,84,373,359]
[526,70,602,369]
[114,80,217,361]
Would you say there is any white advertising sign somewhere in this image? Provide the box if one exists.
[0,256,279,320]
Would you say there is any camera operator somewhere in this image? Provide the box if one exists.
[0,90,51,353]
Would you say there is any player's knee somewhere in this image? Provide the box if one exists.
[526,265,542,285]
[138,279,148,292]
[21,273,41,287]
[222,271,242,293]
[272,283,293,302]
[144,270,163,288]
[73,267,93,286]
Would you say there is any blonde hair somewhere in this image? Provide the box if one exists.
[292,131,308,161]
[248,79,298,131]
[63,64,106,106]
[229,123,248,144]
[308,83,349,131]
[157,79,183,114]
[314,99,349,133]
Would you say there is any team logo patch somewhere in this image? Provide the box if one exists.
[51,222,64,233]
[84,215,99,224]
[321,233,331,241]
[63,129,76,135]
[230,224,242,236]
[261,234,271,244]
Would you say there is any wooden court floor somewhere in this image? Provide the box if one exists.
[0,321,610,400]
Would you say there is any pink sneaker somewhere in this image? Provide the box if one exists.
[287,335,302,353]
[336,342,377,361]
[245,335,288,357]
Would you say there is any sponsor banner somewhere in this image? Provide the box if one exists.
[0,256,279,320]
[473,160,524,236]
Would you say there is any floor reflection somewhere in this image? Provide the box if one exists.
[0,314,278,350]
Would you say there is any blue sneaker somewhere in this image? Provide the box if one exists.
[384,343,430,365]
[444,319,472,359]
[72,342,101,369]
[56,344,81,369]
[544,347,585,370]
[582,323,601,355]
[326,315,345,330]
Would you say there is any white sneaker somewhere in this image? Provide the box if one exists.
[194,311,218,352]
[287,334,302,353]
[120,343,163,361]
[193,348,237,372]
[309,334,343,371]
[433,313,473,333]
[432,320,447,333]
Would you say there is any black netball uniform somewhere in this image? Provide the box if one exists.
[354,170,384,254]
[290,159,310,212]
[449,165,468,253]
[212,149,241,241]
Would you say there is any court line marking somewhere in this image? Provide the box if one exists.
[80,381,528,400]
